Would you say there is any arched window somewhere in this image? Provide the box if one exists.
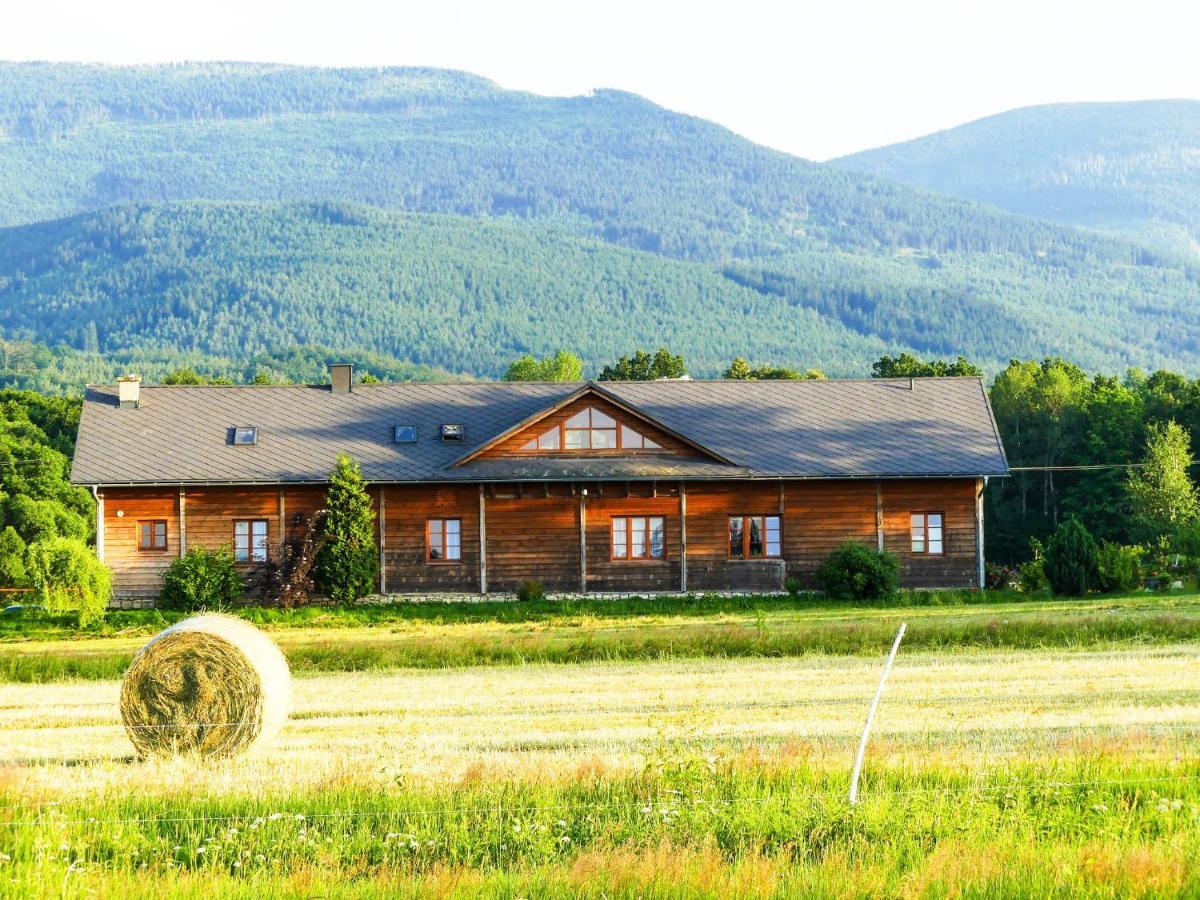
[522,407,662,451]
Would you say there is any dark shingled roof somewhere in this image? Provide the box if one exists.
[70,378,1008,486]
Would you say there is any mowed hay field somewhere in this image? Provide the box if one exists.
[1,597,1200,897]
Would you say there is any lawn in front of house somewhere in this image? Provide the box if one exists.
[2,590,1200,682]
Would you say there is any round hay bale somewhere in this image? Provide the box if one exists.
[120,613,290,757]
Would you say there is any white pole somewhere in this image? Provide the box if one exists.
[849,622,907,805]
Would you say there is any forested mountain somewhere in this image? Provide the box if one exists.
[1,63,1199,375]
[0,202,891,377]
[837,100,1200,253]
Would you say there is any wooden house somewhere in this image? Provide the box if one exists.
[70,367,1008,601]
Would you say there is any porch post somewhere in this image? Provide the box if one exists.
[778,480,786,591]
[479,485,488,594]
[679,482,688,593]
[378,486,387,594]
[579,487,588,594]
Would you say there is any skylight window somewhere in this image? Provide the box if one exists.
[440,423,465,442]
[521,407,661,451]
[232,426,258,446]
[394,425,418,444]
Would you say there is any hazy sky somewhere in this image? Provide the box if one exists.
[5,0,1199,159]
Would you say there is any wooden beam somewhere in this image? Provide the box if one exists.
[179,488,187,558]
[579,489,588,594]
[875,481,884,552]
[277,487,285,558]
[778,481,786,591]
[679,482,688,593]
[479,484,488,595]
[378,486,387,594]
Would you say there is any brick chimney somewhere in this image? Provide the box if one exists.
[117,374,141,409]
[329,363,354,394]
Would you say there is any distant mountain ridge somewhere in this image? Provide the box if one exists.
[836,99,1200,252]
[0,63,1199,376]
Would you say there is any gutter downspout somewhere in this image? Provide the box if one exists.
[976,476,988,590]
[91,486,104,562]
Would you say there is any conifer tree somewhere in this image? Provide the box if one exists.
[316,453,378,603]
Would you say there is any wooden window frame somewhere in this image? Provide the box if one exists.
[137,519,168,553]
[426,518,463,564]
[233,519,269,563]
[910,511,945,555]
[728,515,782,560]
[524,407,662,452]
[610,515,666,561]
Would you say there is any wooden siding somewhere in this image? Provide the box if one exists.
[482,494,580,592]
[779,480,880,588]
[100,477,982,599]
[584,485,682,593]
[683,482,785,592]
[478,394,703,460]
[881,479,979,588]
[101,488,178,597]
[382,485,479,592]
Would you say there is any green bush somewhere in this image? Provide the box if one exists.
[23,537,110,626]
[1015,537,1048,593]
[784,576,803,597]
[160,546,244,611]
[1095,542,1143,593]
[814,542,898,601]
[516,580,546,602]
[1043,518,1100,596]
[1016,559,1047,592]
[316,454,379,603]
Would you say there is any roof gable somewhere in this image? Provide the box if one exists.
[450,383,733,468]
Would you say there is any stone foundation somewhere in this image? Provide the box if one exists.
[109,588,789,610]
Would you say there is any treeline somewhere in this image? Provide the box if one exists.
[985,359,1200,562]
[0,339,461,396]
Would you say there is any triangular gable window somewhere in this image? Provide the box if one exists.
[522,406,661,451]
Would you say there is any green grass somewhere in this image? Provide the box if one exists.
[2,751,1198,897]
[3,591,1200,683]
[3,633,1198,896]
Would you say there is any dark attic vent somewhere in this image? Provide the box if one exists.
[439,423,464,442]
[394,425,418,444]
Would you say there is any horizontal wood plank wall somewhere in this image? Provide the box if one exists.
[185,487,281,589]
[683,482,784,591]
[280,487,327,545]
[881,479,979,587]
[479,395,703,460]
[781,480,878,587]
[102,477,982,598]
[102,488,178,597]
[382,485,479,592]
[484,495,580,591]
[585,487,681,593]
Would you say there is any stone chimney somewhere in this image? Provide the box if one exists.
[329,363,354,394]
[117,374,141,409]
